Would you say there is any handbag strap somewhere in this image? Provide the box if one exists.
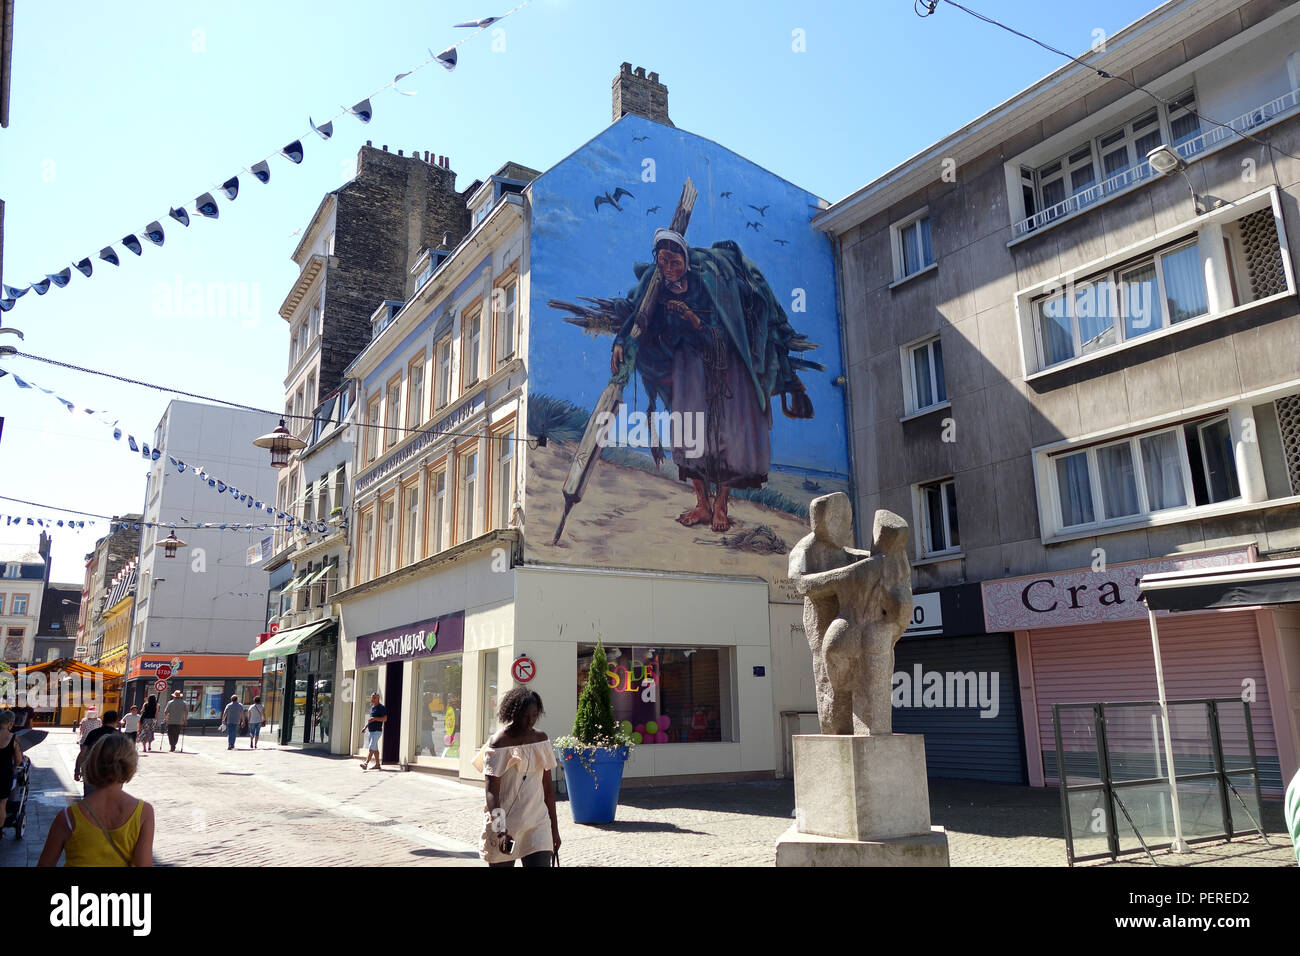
[79,801,135,867]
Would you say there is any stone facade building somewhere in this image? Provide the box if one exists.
[819,0,1300,791]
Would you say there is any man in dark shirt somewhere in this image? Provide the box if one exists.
[360,693,387,771]
[74,709,122,796]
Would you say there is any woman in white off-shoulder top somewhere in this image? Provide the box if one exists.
[471,688,561,867]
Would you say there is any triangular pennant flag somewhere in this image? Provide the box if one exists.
[3,284,29,298]
[453,16,500,28]
[435,47,458,71]
[57,520,64,527]
[128,435,139,452]
[73,258,93,278]
[254,501,263,510]
[99,247,120,266]
[251,160,271,184]
[151,448,161,461]
[143,222,165,246]
[0,298,14,312]
[12,374,32,388]
[141,442,151,458]
[221,177,239,201]
[246,497,253,507]
[169,206,191,227]
[122,234,143,256]
[56,396,74,412]
[32,279,51,295]
[347,99,373,123]
[217,481,227,493]
[195,193,219,219]
[309,117,333,140]
[112,424,121,439]
[208,478,216,487]
[280,140,304,164]
[175,459,186,473]
[47,268,72,288]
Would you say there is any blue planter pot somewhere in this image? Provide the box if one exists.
[560,746,629,824]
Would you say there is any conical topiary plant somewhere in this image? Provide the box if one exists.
[573,640,617,744]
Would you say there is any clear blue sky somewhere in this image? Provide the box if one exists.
[0,0,1164,581]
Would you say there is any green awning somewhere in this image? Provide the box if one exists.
[304,565,331,585]
[248,619,335,661]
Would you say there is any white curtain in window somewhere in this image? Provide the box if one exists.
[1039,296,1074,366]
[1055,453,1094,526]
[1160,245,1209,324]
[1097,443,1141,519]
[1140,431,1187,511]
[1122,263,1160,339]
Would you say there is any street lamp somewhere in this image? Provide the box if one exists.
[1146,144,1215,215]
[252,419,307,469]
[156,530,186,559]
[0,325,23,357]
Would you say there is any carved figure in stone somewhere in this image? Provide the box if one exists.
[788,493,913,735]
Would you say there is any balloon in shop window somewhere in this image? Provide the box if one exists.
[620,720,633,736]
[630,732,643,745]
[658,714,670,730]
[655,731,668,743]
[645,721,658,735]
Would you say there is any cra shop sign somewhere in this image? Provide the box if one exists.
[982,546,1256,631]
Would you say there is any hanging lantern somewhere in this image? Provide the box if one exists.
[157,530,187,559]
[252,418,307,469]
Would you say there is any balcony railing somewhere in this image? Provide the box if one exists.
[1012,88,1300,240]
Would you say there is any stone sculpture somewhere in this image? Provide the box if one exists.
[788,493,913,736]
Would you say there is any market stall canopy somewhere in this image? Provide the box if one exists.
[1140,556,1300,612]
[247,619,335,661]
[21,659,123,679]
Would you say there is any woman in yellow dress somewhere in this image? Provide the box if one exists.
[38,733,155,866]
[472,688,561,867]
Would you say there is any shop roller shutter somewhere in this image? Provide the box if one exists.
[892,633,1025,784]
[1031,611,1281,791]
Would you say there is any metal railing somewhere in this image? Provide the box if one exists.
[1013,88,1300,239]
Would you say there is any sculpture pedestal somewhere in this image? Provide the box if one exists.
[775,734,949,867]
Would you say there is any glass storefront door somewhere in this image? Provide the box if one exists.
[479,649,498,748]
[355,668,379,753]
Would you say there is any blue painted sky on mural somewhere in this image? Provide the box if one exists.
[530,113,846,472]
[0,0,1166,579]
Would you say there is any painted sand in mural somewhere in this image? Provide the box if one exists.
[526,116,849,601]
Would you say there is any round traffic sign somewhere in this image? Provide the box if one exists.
[156,664,173,680]
[512,656,536,683]
[154,679,169,692]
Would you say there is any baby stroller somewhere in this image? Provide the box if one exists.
[2,755,31,840]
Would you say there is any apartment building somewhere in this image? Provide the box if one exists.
[79,515,141,664]
[818,0,1300,790]
[334,64,851,781]
[0,538,45,664]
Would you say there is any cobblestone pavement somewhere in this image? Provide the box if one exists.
[2,727,1293,867]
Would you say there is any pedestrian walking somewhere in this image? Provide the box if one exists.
[359,692,386,770]
[75,710,121,797]
[162,690,188,752]
[472,688,561,868]
[138,695,158,753]
[38,733,155,867]
[76,706,100,746]
[0,710,24,827]
[120,706,141,746]
[220,695,245,750]
[246,696,265,749]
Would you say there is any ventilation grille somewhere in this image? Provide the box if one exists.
[1239,208,1286,301]
[1275,393,1300,495]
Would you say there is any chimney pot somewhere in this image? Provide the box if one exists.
[382,145,388,151]
[423,151,430,162]
[366,139,372,147]
[634,66,646,78]
[398,149,403,156]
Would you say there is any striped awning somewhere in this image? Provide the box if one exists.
[248,619,335,662]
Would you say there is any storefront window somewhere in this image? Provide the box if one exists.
[355,668,379,752]
[235,681,262,705]
[479,649,498,747]
[187,682,226,720]
[413,655,462,759]
[576,645,731,743]
[262,660,283,735]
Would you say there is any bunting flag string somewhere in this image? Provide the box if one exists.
[0,5,535,314]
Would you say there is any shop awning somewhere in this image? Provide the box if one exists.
[247,619,335,661]
[21,659,123,679]
[282,572,309,593]
[1140,556,1300,611]
[303,565,331,586]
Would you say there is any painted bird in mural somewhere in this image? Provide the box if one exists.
[748,204,770,217]
[746,221,762,231]
[632,135,650,142]
[772,238,790,246]
[720,191,733,198]
[594,187,635,212]
[645,206,661,215]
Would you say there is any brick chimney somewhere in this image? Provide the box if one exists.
[612,63,672,127]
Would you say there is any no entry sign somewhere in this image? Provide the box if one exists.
[512,656,536,683]
[156,664,173,680]
[154,679,169,692]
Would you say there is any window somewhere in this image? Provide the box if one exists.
[1047,416,1242,532]
[7,627,24,638]
[904,337,947,413]
[379,495,396,577]
[463,311,482,387]
[331,465,346,519]
[436,337,453,408]
[413,653,463,759]
[458,448,479,542]
[1038,145,1096,214]
[917,480,959,556]
[324,558,340,601]
[316,475,329,524]
[311,301,322,336]
[366,396,381,462]
[493,429,515,530]
[385,378,402,449]
[428,467,447,554]
[1096,109,1162,191]
[1034,240,1207,369]
[11,595,28,616]
[301,477,315,525]
[3,564,16,579]
[496,280,517,364]
[577,644,732,743]
[1167,90,1202,152]
[893,212,933,280]
[359,507,376,584]
[0,595,5,615]
[402,480,421,566]
[306,372,316,412]
[407,358,425,430]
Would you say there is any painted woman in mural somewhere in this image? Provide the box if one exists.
[607,229,819,531]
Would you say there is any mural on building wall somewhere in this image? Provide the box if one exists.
[527,115,849,600]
